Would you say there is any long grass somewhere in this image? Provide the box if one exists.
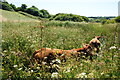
[2,20,119,79]
[0,9,39,22]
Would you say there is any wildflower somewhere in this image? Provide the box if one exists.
[13,65,18,68]
[55,59,61,64]
[51,72,59,78]
[1,40,5,42]
[76,72,87,78]
[109,46,116,50]
[65,69,70,73]
[52,59,61,64]
[42,62,47,65]
[81,72,86,76]
[37,67,40,69]
[18,68,22,70]
[88,73,94,78]
[3,50,7,53]
[31,70,33,72]
[52,64,60,70]
[101,72,104,75]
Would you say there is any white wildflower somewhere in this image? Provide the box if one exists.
[52,59,61,64]
[55,59,61,64]
[13,65,18,68]
[3,50,7,53]
[109,46,116,50]
[78,72,87,78]
[66,69,70,73]
[42,62,47,65]
[37,67,40,69]
[51,72,59,78]
[81,72,86,75]
[52,64,60,69]
[31,70,33,72]
[101,72,104,75]
[18,68,22,70]
[2,40,5,42]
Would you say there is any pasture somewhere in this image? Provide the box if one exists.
[1,20,119,79]
[1,9,119,78]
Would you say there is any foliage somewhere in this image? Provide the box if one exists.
[0,9,39,22]
[18,11,41,20]
[115,16,120,23]
[50,13,88,22]
[39,9,51,18]
[26,7,50,18]
[89,16,116,23]
[10,3,17,11]
[26,7,40,16]
[20,4,27,12]
[0,2,14,11]
[2,20,119,79]
[105,19,116,24]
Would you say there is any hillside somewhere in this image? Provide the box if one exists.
[0,9,40,22]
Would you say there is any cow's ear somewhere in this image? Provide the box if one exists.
[97,36,101,39]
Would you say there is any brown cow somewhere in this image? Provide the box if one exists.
[89,36,101,53]
[32,43,95,64]
[72,44,94,60]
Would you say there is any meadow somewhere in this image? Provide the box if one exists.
[1,10,120,79]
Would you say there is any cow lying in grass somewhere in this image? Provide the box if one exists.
[89,36,101,53]
[32,36,102,64]
[32,44,94,64]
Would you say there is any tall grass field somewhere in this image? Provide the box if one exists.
[1,10,120,79]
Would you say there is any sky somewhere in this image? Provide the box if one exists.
[7,0,120,17]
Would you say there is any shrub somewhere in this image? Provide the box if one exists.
[0,2,14,11]
[50,13,88,22]
[115,16,120,23]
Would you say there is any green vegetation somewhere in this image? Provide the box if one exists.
[89,16,116,24]
[49,13,88,22]
[1,2,119,79]
[0,9,39,22]
[115,16,120,23]
[2,17,119,79]
[0,0,116,23]
[0,2,14,11]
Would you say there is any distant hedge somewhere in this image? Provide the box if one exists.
[0,2,14,11]
[115,16,120,23]
[49,13,89,22]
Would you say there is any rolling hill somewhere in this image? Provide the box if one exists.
[0,9,40,22]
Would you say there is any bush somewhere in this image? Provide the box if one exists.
[115,16,120,23]
[0,2,14,11]
[50,13,88,22]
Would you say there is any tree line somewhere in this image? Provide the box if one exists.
[0,0,120,23]
[0,0,89,22]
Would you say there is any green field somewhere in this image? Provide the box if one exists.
[0,9,40,22]
[1,10,120,79]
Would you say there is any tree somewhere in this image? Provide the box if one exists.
[50,13,85,22]
[115,16,120,23]
[0,2,14,11]
[32,5,38,10]
[21,4,27,12]
[39,9,50,18]
[26,7,40,16]
[10,4,16,11]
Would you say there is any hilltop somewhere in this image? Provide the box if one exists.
[0,9,40,22]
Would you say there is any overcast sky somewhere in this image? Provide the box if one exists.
[7,0,119,16]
